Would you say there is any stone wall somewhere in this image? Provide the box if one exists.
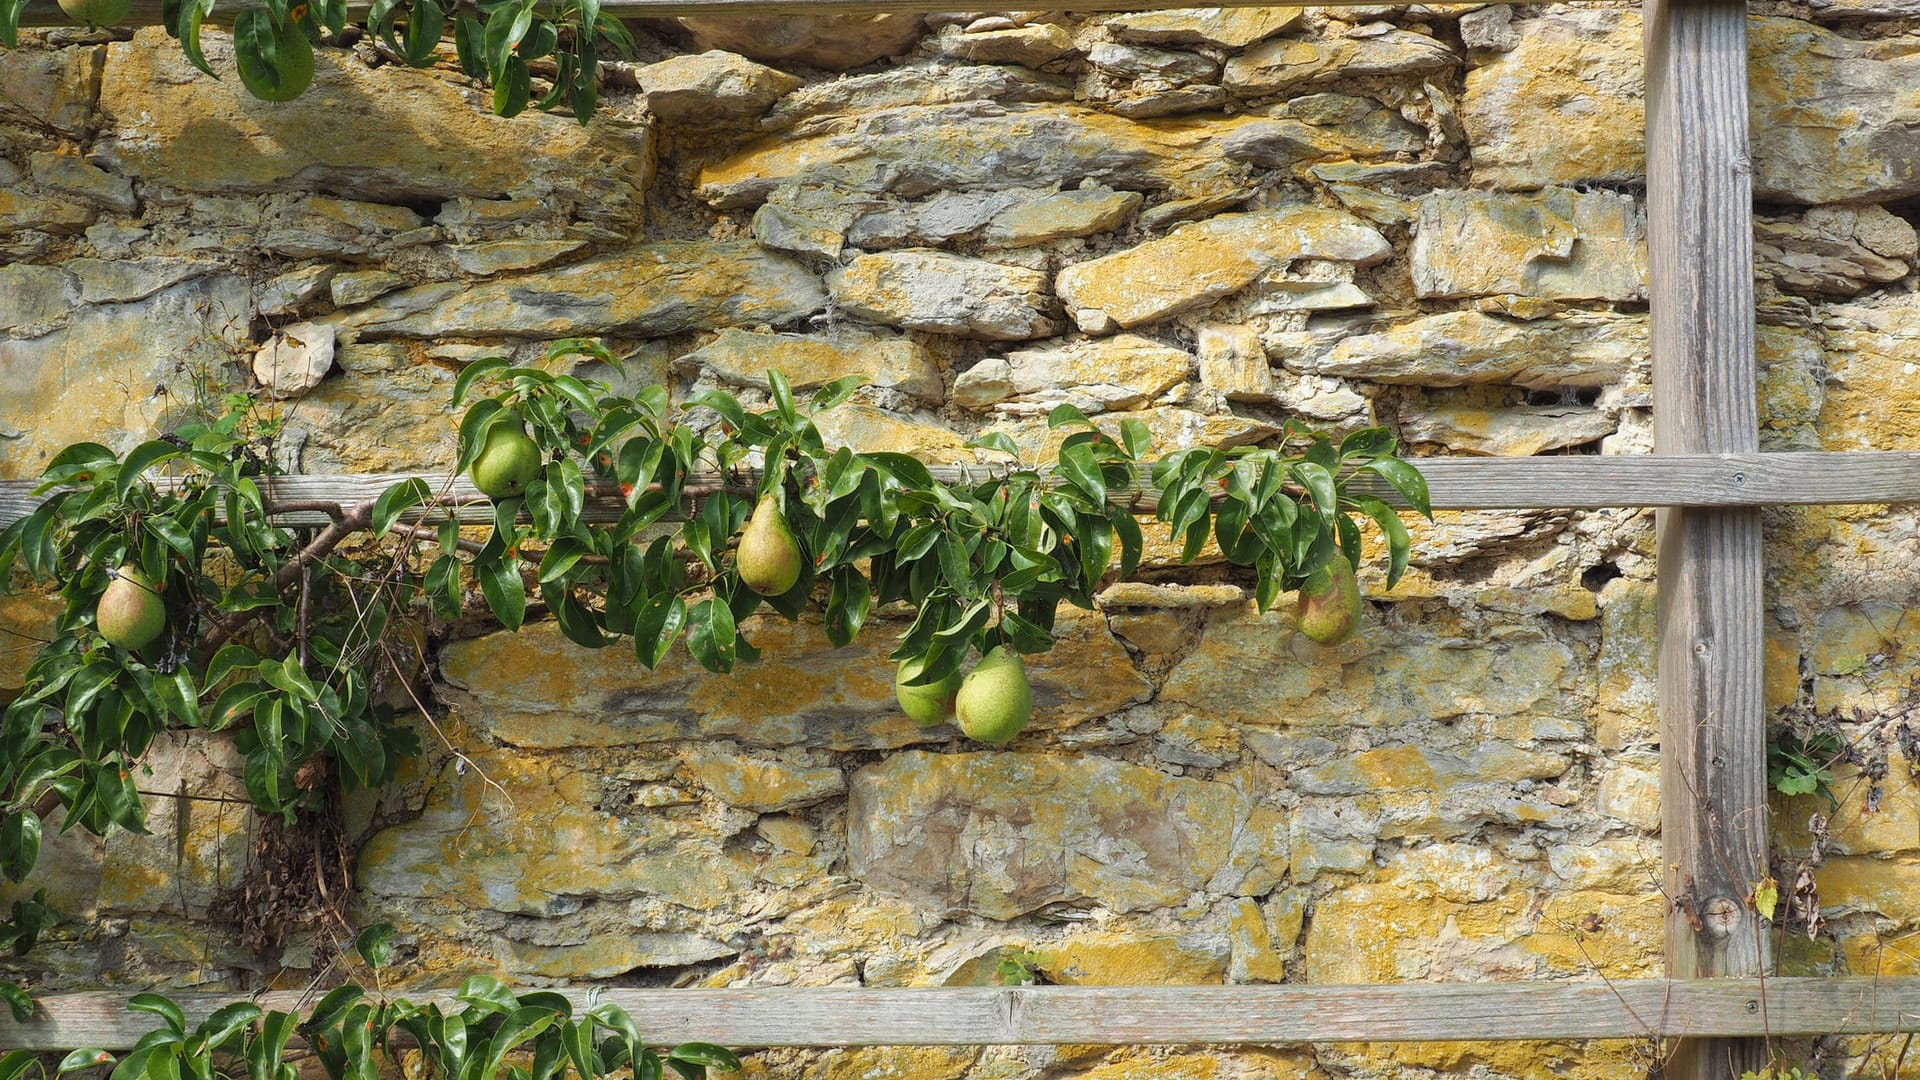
[3,3,1920,1077]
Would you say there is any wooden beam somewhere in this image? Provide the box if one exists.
[12,0,1564,27]
[1646,0,1767,1076]
[5,979,1920,1051]
[5,452,1920,530]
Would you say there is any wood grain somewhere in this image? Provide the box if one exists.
[5,979,1920,1051]
[14,0,1561,26]
[1646,0,1768,1075]
[5,452,1920,530]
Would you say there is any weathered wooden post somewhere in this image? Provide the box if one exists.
[1646,0,1770,1075]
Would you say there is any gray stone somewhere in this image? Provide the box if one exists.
[1309,311,1647,390]
[448,239,587,277]
[847,751,1252,919]
[1752,18,1920,204]
[952,358,1016,408]
[257,265,337,316]
[336,243,826,339]
[762,62,1073,131]
[1411,188,1648,302]
[70,257,217,305]
[1224,28,1456,95]
[1460,9,1642,191]
[1398,396,1619,455]
[674,326,945,406]
[982,334,1193,412]
[979,187,1142,247]
[252,321,338,400]
[634,50,802,125]
[933,24,1075,68]
[677,14,924,70]
[1055,207,1390,332]
[0,44,102,141]
[827,250,1056,340]
[330,270,406,307]
[1756,204,1917,298]
[1103,7,1303,49]
[0,187,95,235]
[261,194,430,260]
[839,186,1142,251]
[28,152,136,213]
[1086,41,1220,84]
[1217,95,1426,167]
[1197,323,1274,402]
[0,265,72,334]
[1108,86,1231,119]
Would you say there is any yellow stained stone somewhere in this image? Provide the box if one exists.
[1036,932,1227,986]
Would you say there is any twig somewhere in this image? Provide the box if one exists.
[203,500,376,650]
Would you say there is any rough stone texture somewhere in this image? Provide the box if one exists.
[335,243,826,339]
[1412,188,1648,301]
[1223,27,1457,95]
[953,334,1191,413]
[847,752,1263,919]
[1461,9,1644,190]
[675,327,945,405]
[1103,7,1303,49]
[634,51,801,126]
[1055,207,1390,332]
[3,11,1917,1075]
[677,14,925,71]
[94,32,652,220]
[252,321,337,399]
[827,250,1056,340]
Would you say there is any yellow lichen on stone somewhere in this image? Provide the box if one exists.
[1036,932,1227,986]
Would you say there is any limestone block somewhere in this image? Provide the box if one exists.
[260,194,429,259]
[676,327,944,406]
[846,751,1249,918]
[686,745,844,812]
[809,402,975,460]
[978,187,1141,248]
[1216,94,1426,167]
[252,321,337,399]
[0,44,102,141]
[28,151,136,213]
[1102,7,1303,49]
[1752,18,1920,204]
[1086,42,1220,85]
[1461,8,1644,190]
[329,270,405,307]
[933,25,1076,68]
[335,242,826,338]
[956,334,1191,413]
[1411,188,1647,301]
[68,257,216,305]
[1756,204,1917,298]
[1160,602,1578,729]
[678,14,924,71]
[94,30,651,220]
[497,935,733,979]
[1819,296,1920,450]
[827,250,1056,340]
[1107,85,1231,119]
[1196,323,1274,402]
[1224,27,1456,96]
[633,50,800,126]
[447,239,587,277]
[438,610,1147,751]
[763,62,1073,130]
[1036,931,1229,984]
[842,186,1141,251]
[1397,395,1617,456]
[1310,310,1646,390]
[1055,207,1389,332]
[0,264,72,334]
[0,275,250,480]
[0,187,95,235]
[699,102,1241,211]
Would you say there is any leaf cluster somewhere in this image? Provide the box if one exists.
[0,926,740,1077]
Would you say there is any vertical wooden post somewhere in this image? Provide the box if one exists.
[1646,0,1769,1076]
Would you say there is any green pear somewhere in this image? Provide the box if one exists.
[470,421,541,499]
[96,564,165,651]
[736,494,801,596]
[955,646,1033,747]
[57,0,130,27]
[235,12,316,103]
[1294,551,1362,645]
[894,654,963,726]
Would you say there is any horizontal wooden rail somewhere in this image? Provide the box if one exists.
[14,0,1569,27]
[4,979,1920,1050]
[4,452,1920,530]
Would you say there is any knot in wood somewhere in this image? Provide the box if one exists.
[1702,895,1743,938]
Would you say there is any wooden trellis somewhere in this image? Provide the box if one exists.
[5,0,1920,1076]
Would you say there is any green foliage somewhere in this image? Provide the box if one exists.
[0,345,1427,1008]
[1768,725,1843,809]
[0,926,742,1075]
